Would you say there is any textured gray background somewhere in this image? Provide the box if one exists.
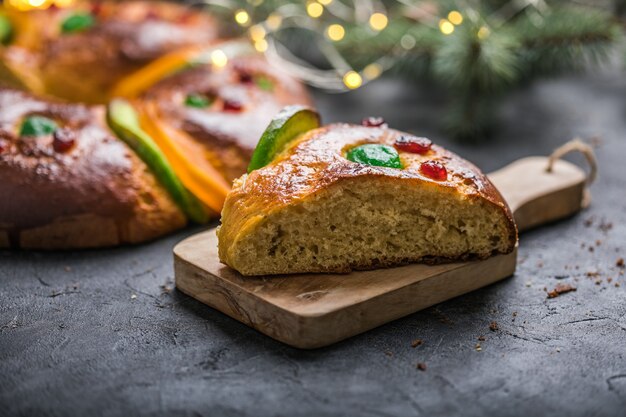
[1,68,625,417]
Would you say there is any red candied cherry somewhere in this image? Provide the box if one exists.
[238,72,254,84]
[361,117,387,128]
[394,135,432,155]
[222,100,243,112]
[52,128,76,153]
[90,3,102,16]
[419,160,447,181]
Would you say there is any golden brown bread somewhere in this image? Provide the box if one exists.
[140,53,313,183]
[218,123,518,275]
[1,1,218,103]
[0,3,313,249]
[0,88,186,249]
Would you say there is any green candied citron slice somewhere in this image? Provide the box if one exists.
[346,144,403,169]
[106,99,208,223]
[184,93,212,108]
[20,116,58,137]
[61,13,95,34]
[247,105,321,173]
[255,76,273,91]
[0,14,12,45]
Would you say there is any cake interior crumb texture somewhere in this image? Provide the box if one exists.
[220,176,515,275]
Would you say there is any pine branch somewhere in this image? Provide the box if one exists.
[514,6,620,72]
[203,0,624,140]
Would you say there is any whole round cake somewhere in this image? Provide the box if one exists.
[0,1,311,249]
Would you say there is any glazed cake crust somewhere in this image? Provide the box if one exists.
[2,1,218,103]
[0,89,185,249]
[218,124,518,275]
[141,54,313,182]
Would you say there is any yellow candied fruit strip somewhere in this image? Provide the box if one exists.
[138,102,231,213]
[110,47,202,98]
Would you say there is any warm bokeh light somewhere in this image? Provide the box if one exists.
[363,63,382,80]
[369,12,388,31]
[211,49,228,68]
[439,19,455,35]
[318,0,332,5]
[249,25,266,42]
[448,10,463,25]
[254,39,268,52]
[306,2,324,18]
[8,0,56,10]
[343,71,362,89]
[234,9,250,26]
[54,0,75,7]
[477,26,491,39]
[266,13,282,30]
[326,24,345,41]
[400,34,416,50]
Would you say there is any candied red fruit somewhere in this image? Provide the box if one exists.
[419,160,447,181]
[222,100,243,112]
[238,72,254,84]
[394,135,432,154]
[361,117,387,128]
[90,3,102,15]
[0,139,7,154]
[52,128,76,153]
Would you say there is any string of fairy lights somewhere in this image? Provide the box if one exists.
[226,0,395,90]
[219,0,549,91]
[4,0,548,91]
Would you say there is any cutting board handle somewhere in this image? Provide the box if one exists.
[488,139,597,233]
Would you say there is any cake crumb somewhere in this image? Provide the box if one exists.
[489,321,498,331]
[475,344,482,351]
[130,294,137,300]
[547,283,577,298]
[478,335,486,342]
[411,339,423,348]
[416,362,427,371]
[617,258,624,268]
[598,220,613,232]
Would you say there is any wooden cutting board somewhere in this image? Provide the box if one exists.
[174,156,587,348]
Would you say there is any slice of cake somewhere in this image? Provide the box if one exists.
[217,109,517,275]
